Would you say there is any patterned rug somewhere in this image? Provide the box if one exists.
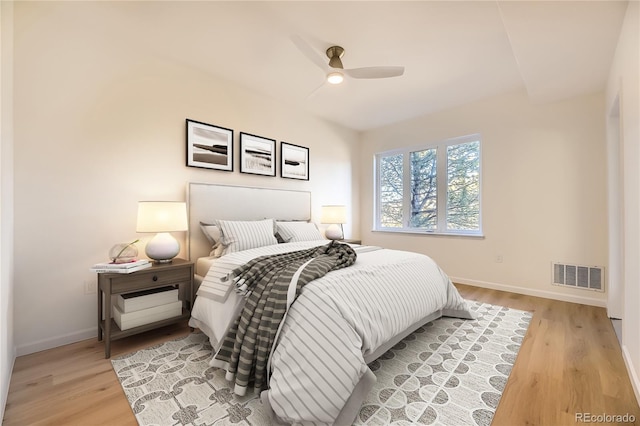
[111,301,531,426]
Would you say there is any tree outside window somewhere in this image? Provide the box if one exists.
[375,135,481,235]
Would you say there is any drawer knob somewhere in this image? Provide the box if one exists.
[152,275,158,282]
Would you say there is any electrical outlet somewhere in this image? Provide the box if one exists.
[84,280,97,295]
[495,254,503,263]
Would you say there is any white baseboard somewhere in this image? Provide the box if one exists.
[622,344,640,406]
[16,327,96,357]
[451,277,607,308]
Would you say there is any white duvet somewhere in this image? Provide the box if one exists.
[189,241,475,425]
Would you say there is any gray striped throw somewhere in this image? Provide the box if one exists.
[214,241,357,393]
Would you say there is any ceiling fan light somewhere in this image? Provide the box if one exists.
[327,72,344,84]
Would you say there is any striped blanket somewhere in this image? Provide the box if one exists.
[211,241,357,395]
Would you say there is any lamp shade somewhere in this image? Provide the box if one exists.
[136,201,188,263]
[321,205,347,224]
[136,202,188,233]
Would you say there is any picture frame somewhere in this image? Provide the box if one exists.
[281,142,309,180]
[240,132,276,176]
[186,119,234,171]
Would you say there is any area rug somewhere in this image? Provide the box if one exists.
[111,301,532,426]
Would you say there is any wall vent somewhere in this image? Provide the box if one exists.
[552,262,604,292]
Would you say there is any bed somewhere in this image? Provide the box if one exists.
[186,182,475,425]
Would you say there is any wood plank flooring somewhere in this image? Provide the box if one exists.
[3,284,639,425]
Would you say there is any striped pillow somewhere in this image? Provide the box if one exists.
[276,221,324,243]
[216,219,278,255]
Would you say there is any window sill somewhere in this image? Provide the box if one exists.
[372,229,485,239]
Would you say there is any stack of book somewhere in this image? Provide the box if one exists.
[90,259,152,274]
[113,286,182,330]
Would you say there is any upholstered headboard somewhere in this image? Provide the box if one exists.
[186,182,311,261]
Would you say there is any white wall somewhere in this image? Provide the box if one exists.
[360,89,608,307]
[0,0,15,419]
[606,1,640,403]
[12,2,359,355]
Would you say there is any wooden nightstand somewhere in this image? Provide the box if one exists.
[97,258,194,358]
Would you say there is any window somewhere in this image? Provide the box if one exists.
[374,134,482,236]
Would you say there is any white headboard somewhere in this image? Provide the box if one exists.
[186,182,311,261]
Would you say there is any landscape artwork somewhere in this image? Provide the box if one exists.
[240,132,276,176]
[281,142,309,180]
[186,119,234,171]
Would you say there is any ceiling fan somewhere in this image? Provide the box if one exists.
[291,35,405,87]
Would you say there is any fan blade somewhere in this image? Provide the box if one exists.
[290,34,328,72]
[306,80,327,99]
[345,66,405,79]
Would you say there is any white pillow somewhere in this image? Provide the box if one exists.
[276,221,324,243]
[200,222,221,245]
[200,222,225,257]
[216,218,278,255]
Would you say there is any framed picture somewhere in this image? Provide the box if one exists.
[281,142,309,180]
[240,132,276,176]
[186,119,234,171]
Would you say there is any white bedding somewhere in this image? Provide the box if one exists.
[189,241,475,424]
[190,241,332,351]
[195,256,216,278]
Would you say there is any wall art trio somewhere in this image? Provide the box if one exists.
[186,119,309,181]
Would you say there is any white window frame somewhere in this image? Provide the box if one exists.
[374,133,483,237]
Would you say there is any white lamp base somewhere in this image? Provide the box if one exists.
[325,224,343,240]
[145,232,180,263]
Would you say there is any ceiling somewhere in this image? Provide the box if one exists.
[112,1,628,131]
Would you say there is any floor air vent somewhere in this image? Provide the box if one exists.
[552,262,604,292]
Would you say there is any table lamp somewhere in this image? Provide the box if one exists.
[136,201,188,263]
[321,205,347,240]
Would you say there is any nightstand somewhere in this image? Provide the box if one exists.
[96,258,194,358]
[341,239,362,244]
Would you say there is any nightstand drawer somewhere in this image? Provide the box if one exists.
[109,267,191,292]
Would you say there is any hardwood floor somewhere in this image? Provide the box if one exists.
[456,285,639,426]
[3,322,191,426]
[3,285,639,425]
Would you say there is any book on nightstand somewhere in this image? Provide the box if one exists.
[92,259,150,269]
[90,259,151,274]
[113,300,183,331]
[116,286,179,313]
